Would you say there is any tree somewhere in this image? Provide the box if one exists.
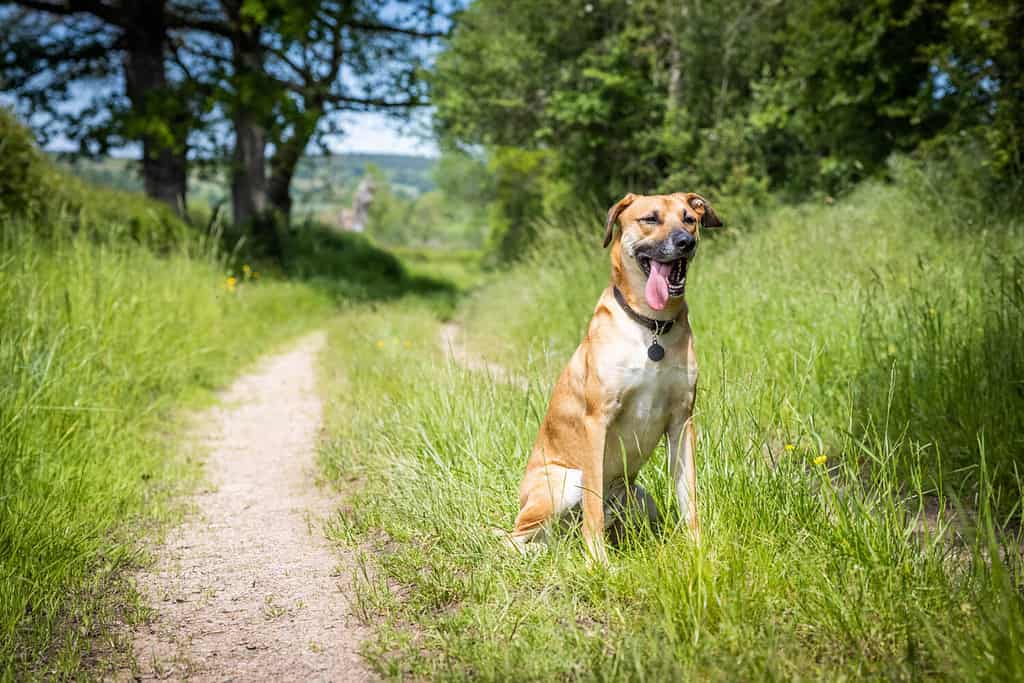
[0,0,206,215]
[430,0,790,202]
[172,0,451,234]
[431,0,1021,227]
[2,0,453,236]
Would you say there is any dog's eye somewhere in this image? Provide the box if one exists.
[640,214,659,224]
[682,214,697,225]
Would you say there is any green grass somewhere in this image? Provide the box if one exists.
[0,220,333,677]
[319,174,1024,680]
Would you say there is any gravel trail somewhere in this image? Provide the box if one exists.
[125,331,370,682]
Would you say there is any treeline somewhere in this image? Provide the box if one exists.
[429,0,1022,256]
[1,0,451,254]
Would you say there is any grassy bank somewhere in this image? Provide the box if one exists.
[0,222,333,676]
[0,110,342,675]
[320,171,1024,679]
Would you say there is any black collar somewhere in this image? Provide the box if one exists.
[612,286,680,335]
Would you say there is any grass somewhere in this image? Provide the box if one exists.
[319,173,1024,680]
[276,224,462,315]
[0,216,334,676]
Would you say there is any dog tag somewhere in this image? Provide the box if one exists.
[647,341,665,362]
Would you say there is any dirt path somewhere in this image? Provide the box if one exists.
[438,322,526,389]
[124,331,370,681]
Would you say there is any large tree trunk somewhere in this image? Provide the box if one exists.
[121,0,188,215]
[229,22,267,226]
[231,112,266,225]
[267,108,322,223]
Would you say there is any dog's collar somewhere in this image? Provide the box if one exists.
[612,286,680,336]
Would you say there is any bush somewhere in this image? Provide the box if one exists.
[0,108,49,216]
[0,108,190,250]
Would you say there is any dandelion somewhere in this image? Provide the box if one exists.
[814,454,828,466]
[375,340,385,349]
[784,443,795,452]
[243,264,252,279]
[887,343,897,356]
[225,276,237,292]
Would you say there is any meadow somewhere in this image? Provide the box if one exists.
[319,161,1024,680]
[3,0,1022,678]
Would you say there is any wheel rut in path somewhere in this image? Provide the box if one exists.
[124,331,371,681]
[438,322,526,389]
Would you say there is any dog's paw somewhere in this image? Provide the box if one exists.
[491,527,545,557]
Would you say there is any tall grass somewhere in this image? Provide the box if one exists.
[320,176,1024,679]
[0,222,331,676]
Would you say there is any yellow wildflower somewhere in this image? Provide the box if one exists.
[784,443,795,452]
[225,276,237,291]
[242,264,252,279]
[814,454,828,466]
[375,340,385,349]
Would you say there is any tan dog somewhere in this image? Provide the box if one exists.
[506,192,721,562]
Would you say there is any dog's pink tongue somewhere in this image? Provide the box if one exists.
[645,261,671,311]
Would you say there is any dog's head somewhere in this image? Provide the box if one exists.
[604,192,722,311]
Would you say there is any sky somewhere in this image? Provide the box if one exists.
[10,86,439,158]
[328,112,437,157]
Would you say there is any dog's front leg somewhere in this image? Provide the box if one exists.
[581,416,609,564]
[667,416,700,540]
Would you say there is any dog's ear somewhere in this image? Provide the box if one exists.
[604,193,636,248]
[685,193,722,228]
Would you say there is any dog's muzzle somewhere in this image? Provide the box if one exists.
[637,230,695,296]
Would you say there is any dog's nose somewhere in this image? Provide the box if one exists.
[670,230,696,252]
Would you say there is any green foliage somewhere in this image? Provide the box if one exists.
[365,152,495,250]
[320,170,1024,679]
[484,147,549,260]
[1,109,190,249]
[432,0,1024,236]
[923,0,1024,179]
[0,108,48,216]
[278,221,458,305]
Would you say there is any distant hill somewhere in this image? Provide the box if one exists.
[54,152,437,222]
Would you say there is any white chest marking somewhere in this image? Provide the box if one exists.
[600,355,696,483]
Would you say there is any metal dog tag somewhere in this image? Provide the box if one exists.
[648,341,665,362]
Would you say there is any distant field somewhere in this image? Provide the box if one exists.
[54,152,437,223]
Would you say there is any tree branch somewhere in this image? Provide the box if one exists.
[12,0,121,26]
[347,19,446,40]
[325,93,426,108]
[165,12,231,38]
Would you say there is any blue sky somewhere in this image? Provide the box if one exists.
[4,96,439,158]
[12,83,438,157]
[46,110,438,158]
[329,112,437,157]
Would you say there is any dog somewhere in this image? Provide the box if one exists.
[505,192,721,562]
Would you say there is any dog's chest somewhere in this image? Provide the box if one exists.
[599,349,696,480]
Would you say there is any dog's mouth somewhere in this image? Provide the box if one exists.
[638,255,689,310]
[638,256,689,291]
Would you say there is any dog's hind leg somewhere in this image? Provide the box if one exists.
[506,465,584,552]
[604,482,662,546]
